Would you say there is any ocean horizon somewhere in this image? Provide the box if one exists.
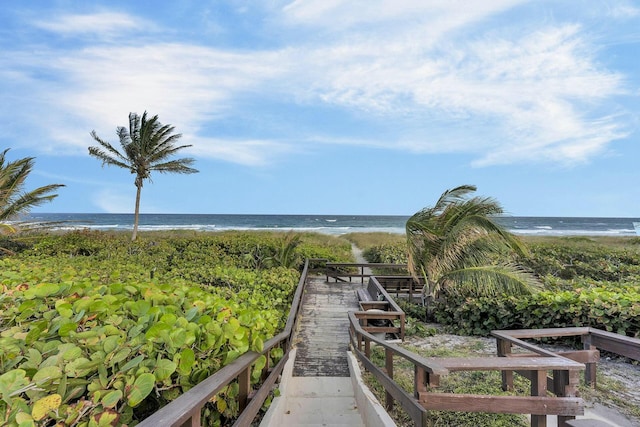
[22,213,640,237]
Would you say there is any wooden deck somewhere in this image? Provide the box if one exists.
[292,276,362,377]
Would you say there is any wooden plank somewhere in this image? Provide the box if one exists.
[493,328,590,339]
[419,393,584,416]
[505,350,600,364]
[589,330,640,361]
[426,356,584,371]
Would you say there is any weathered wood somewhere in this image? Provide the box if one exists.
[293,276,360,377]
[504,350,600,364]
[419,393,584,416]
[589,329,640,361]
[494,327,591,339]
[427,356,584,372]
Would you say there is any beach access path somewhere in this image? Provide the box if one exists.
[259,246,393,426]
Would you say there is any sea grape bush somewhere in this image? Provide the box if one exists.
[435,283,640,337]
[364,237,640,337]
[0,231,351,426]
[0,258,290,426]
[362,242,408,264]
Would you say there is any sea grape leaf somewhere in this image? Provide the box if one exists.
[216,397,227,413]
[154,359,177,381]
[109,348,131,366]
[178,348,195,375]
[102,336,120,354]
[24,326,43,346]
[126,373,155,407]
[119,355,144,373]
[58,322,78,337]
[0,369,29,404]
[32,366,63,385]
[64,358,93,378]
[130,300,150,317]
[169,329,186,348]
[56,302,73,318]
[185,307,199,321]
[252,336,264,353]
[145,322,171,341]
[62,345,83,361]
[34,283,60,298]
[101,390,122,409]
[224,350,240,365]
[90,408,120,426]
[31,393,62,421]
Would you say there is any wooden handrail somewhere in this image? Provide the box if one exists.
[492,327,640,387]
[325,262,408,283]
[138,259,313,427]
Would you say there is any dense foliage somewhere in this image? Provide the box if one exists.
[0,231,353,426]
[361,235,640,337]
[437,238,640,336]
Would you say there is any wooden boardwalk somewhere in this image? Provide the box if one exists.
[292,276,362,377]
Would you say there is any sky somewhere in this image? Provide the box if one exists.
[1,1,639,217]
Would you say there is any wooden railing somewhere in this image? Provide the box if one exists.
[137,259,313,427]
[325,262,408,283]
[492,327,640,387]
[349,310,448,427]
[349,313,588,427]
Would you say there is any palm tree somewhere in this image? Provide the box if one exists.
[0,149,65,235]
[89,112,198,240]
[406,185,540,317]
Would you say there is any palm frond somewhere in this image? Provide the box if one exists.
[442,264,542,297]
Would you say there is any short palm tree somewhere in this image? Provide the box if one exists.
[89,112,198,240]
[406,185,540,317]
[0,149,65,235]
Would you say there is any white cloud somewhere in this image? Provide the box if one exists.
[32,12,152,36]
[1,4,634,169]
[188,137,295,167]
[91,188,133,213]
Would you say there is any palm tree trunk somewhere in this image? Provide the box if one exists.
[132,183,142,241]
[423,279,437,321]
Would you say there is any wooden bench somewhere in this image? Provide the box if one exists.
[354,277,405,340]
[375,276,424,302]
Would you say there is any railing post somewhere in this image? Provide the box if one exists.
[582,333,597,387]
[238,366,251,412]
[385,348,394,410]
[496,338,514,391]
[530,370,548,427]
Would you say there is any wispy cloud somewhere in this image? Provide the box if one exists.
[32,12,153,37]
[91,188,134,213]
[1,3,634,169]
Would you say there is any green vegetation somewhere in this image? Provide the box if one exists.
[0,149,64,237]
[406,185,540,318]
[437,237,640,336]
[89,112,199,241]
[0,230,352,426]
[360,233,640,337]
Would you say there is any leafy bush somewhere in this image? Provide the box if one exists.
[435,283,640,337]
[0,230,350,426]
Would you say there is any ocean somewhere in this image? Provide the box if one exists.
[22,213,640,237]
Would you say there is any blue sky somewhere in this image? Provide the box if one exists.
[1,1,639,217]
